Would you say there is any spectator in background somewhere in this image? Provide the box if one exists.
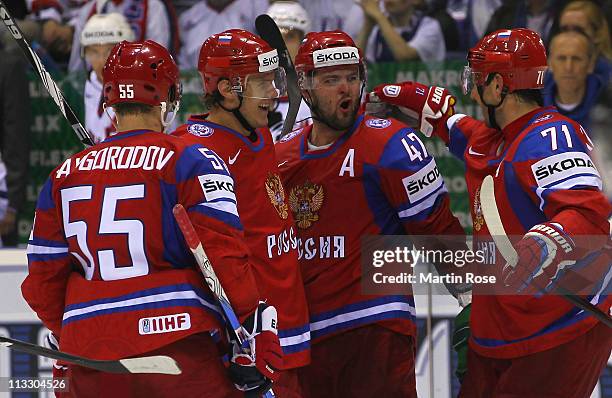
[0,17,74,70]
[446,0,501,50]
[357,0,446,63]
[423,0,461,52]
[558,0,612,83]
[68,0,179,72]
[543,29,603,128]
[266,1,312,141]
[80,13,134,143]
[178,0,268,69]
[485,0,555,44]
[0,50,30,247]
[297,0,364,39]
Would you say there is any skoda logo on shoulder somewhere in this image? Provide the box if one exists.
[188,124,214,137]
[365,118,391,129]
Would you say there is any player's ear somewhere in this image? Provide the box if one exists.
[216,79,239,106]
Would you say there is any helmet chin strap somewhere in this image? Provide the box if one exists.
[218,96,258,141]
[160,101,180,133]
[476,78,508,130]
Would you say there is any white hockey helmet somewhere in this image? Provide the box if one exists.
[80,13,135,56]
[266,1,311,34]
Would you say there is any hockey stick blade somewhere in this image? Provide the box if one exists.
[0,1,94,147]
[0,335,181,374]
[172,204,275,398]
[256,14,301,139]
[480,175,612,328]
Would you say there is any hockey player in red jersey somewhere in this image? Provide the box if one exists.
[21,40,281,397]
[172,29,310,397]
[275,30,465,397]
[368,28,612,397]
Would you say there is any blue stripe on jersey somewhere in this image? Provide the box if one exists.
[448,124,469,161]
[102,129,156,143]
[62,284,223,326]
[362,163,405,235]
[187,119,266,152]
[159,181,195,269]
[190,205,243,231]
[503,162,546,231]
[278,324,311,355]
[472,304,594,348]
[309,295,415,340]
[36,179,55,210]
[299,116,363,160]
[396,184,446,222]
[28,237,68,248]
[27,252,70,262]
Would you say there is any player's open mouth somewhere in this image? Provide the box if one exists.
[339,99,351,111]
[258,103,270,112]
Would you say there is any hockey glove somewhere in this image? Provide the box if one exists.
[366,81,456,137]
[452,304,471,383]
[504,222,576,293]
[229,302,282,394]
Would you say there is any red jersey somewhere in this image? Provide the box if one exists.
[443,108,612,358]
[22,129,260,360]
[173,116,311,369]
[275,115,464,343]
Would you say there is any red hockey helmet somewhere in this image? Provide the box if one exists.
[462,28,547,95]
[294,30,366,89]
[198,29,286,99]
[103,40,181,108]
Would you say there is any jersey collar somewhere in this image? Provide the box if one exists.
[501,106,557,143]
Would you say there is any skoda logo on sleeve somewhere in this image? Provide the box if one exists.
[365,118,391,129]
[188,124,214,137]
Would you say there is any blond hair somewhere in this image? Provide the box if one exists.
[561,0,612,60]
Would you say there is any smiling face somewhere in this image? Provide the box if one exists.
[306,65,362,130]
[239,71,279,128]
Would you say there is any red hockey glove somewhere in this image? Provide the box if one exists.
[503,223,577,292]
[367,81,456,137]
[229,302,283,394]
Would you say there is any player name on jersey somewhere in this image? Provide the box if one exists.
[55,145,175,178]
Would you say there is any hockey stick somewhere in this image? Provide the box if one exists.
[480,175,612,328]
[172,204,275,398]
[255,14,300,140]
[0,335,181,374]
[0,1,94,147]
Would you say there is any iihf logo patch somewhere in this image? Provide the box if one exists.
[383,85,401,97]
[366,118,391,129]
[280,129,303,142]
[533,114,553,124]
[188,124,214,137]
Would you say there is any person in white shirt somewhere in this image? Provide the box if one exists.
[178,0,268,69]
[266,1,312,141]
[69,0,174,72]
[80,13,134,143]
[356,0,446,63]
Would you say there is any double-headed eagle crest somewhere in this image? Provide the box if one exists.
[289,181,325,229]
[265,173,289,219]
